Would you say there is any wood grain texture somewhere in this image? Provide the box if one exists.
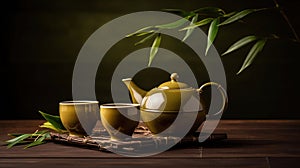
[0,120,299,168]
[0,158,269,168]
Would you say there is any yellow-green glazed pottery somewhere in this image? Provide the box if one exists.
[59,101,99,137]
[122,73,228,136]
[100,103,140,140]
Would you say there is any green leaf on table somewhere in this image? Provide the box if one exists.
[182,14,198,42]
[7,130,47,139]
[24,133,49,149]
[8,133,25,137]
[24,139,45,149]
[6,133,31,143]
[135,33,156,45]
[205,17,220,55]
[125,26,155,37]
[148,33,161,66]
[218,9,257,26]
[222,35,258,56]
[6,130,51,149]
[6,134,32,148]
[33,130,49,135]
[36,130,51,138]
[39,121,64,133]
[180,18,213,31]
[237,39,267,74]
[39,111,65,131]
[5,111,64,149]
[155,17,190,29]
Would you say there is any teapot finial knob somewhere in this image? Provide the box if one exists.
[171,73,179,81]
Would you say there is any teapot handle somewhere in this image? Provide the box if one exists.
[197,82,228,116]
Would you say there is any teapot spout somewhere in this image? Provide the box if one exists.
[122,78,147,104]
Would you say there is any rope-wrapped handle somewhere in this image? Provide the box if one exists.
[197,82,228,116]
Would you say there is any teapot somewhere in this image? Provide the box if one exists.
[122,73,227,136]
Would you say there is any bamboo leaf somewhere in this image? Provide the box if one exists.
[182,14,198,42]
[218,9,257,26]
[6,130,51,149]
[39,111,65,131]
[24,140,45,149]
[6,140,30,146]
[6,133,31,143]
[6,134,31,148]
[136,30,156,37]
[125,26,155,37]
[148,33,162,66]
[8,133,24,137]
[155,17,189,29]
[193,7,225,15]
[8,130,47,139]
[33,130,49,135]
[24,133,48,149]
[135,33,156,45]
[44,133,51,139]
[222,11,237,17]
[180,18,213,31]
[162,9,191,17]
[237,39,267,74]
[39,121,63,132]
[205,18,220,55]
[222,35,258,56]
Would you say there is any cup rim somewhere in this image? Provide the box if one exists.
[100,103,140,108]
[59,100,99,105]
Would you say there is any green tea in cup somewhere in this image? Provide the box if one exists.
[59,101,99,137]
[100,103,140,140]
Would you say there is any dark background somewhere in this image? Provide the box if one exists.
[1,0,299,119]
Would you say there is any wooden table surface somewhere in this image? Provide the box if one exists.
[1,120,299,168]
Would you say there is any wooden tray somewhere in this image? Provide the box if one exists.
[50,123,227,153]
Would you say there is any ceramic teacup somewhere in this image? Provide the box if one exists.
[59,101,99,137]
[100,103,140,140]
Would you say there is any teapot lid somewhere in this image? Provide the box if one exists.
[141,73,202,112]
[158,73,190,89]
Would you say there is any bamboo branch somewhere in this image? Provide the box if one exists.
[273,0,300,42]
